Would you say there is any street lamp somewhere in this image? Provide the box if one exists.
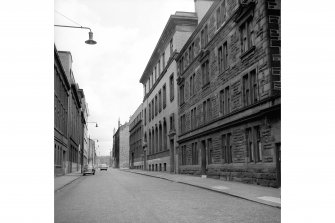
[54,25,97,45]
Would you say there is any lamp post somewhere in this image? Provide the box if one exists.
[54,25,97,45]
[87,121,98,127]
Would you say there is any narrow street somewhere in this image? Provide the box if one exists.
[55,169,280,223]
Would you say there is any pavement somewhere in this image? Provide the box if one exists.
[54,171,82,192]
[121,169,281,208]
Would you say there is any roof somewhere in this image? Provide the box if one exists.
[139,12,197,84]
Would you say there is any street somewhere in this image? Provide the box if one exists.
[55,169,280,223]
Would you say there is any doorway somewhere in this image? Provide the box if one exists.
[201,140,207,175]
[276,143,281,188]
[170,139,174,173]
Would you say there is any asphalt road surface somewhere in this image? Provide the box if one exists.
[55,169,280,223]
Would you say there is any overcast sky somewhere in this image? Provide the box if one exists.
[54,0,195,156]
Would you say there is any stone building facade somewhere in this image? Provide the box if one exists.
[58,51,84,174]
[54,45,70,176]
[139,11,198,173]
[176,0,281,187]
[54,46,89,176]
[129,103,144,170]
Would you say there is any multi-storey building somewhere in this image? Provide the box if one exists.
[129,103,144,169]
[112,121,130,168]
[88,138,96,166]
[78,89,89,167]
[176,0,281,187]
[139,11,198,173]
[58,51,84,174]
[54,45,70,176]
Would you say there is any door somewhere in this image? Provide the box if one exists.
[276,143,281,188]
[143,149,147,170]
[201,140,207,175]
[170,139,174,173]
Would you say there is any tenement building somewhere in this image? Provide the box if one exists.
[59,51,84,174]
[129,103,144,170]
[54,45,70,176]
[140,11,198,173]
[176,0,281,187]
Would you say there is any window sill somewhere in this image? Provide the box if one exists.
[240,46,256,60]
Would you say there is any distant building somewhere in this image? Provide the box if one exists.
[139,11,198,173]
[88,138,96,166]
[129,103,144,169]
[176,0,281,187]
[54,45,71,176]
[112,121,130,169]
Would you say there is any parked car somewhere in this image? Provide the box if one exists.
[83,164,95,176]
[99,164,108,171]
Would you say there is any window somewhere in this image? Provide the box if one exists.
[159,90,162,112]
[246,128,254,162]
[250,69,259,103]
[227,133,232,163]
[170,74,174,101]
[163,84,166,108]
[222,134,233,163]
[201,25,208,49]
[151,99,154,120]
[181,145,187,165]
[189,73,195,96]
[170,113,175,131]
[192,142,198,165]
[219,89,225,115]
[243,74,250,106]
[221,0,226,24]
[179,84,185,105]
[149,103,151,122]
[218,46,223,73]
[180,57,184,73]
[225,86,230,114]
[144,108,147,125]
[223,42,228,70]
[170,38,173,57]
[185,52,188,68]
[158,60,161,76]
[243,69,258,107]
[162,53,165,69]
[202,60,209,86]
[255,126,262,162]
[240,18,255,54]
[154,67,157,81]
[188,43,194,64]
[180,114,186,134]
[208,138,213,164]
[246,126,262,163]
[190,107,197,130]
[216,6,221,29]
[203,100,207,123]
[155,95,158,116]
[207,98,212,121]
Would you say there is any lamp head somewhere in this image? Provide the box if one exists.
[85,31,97,45]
